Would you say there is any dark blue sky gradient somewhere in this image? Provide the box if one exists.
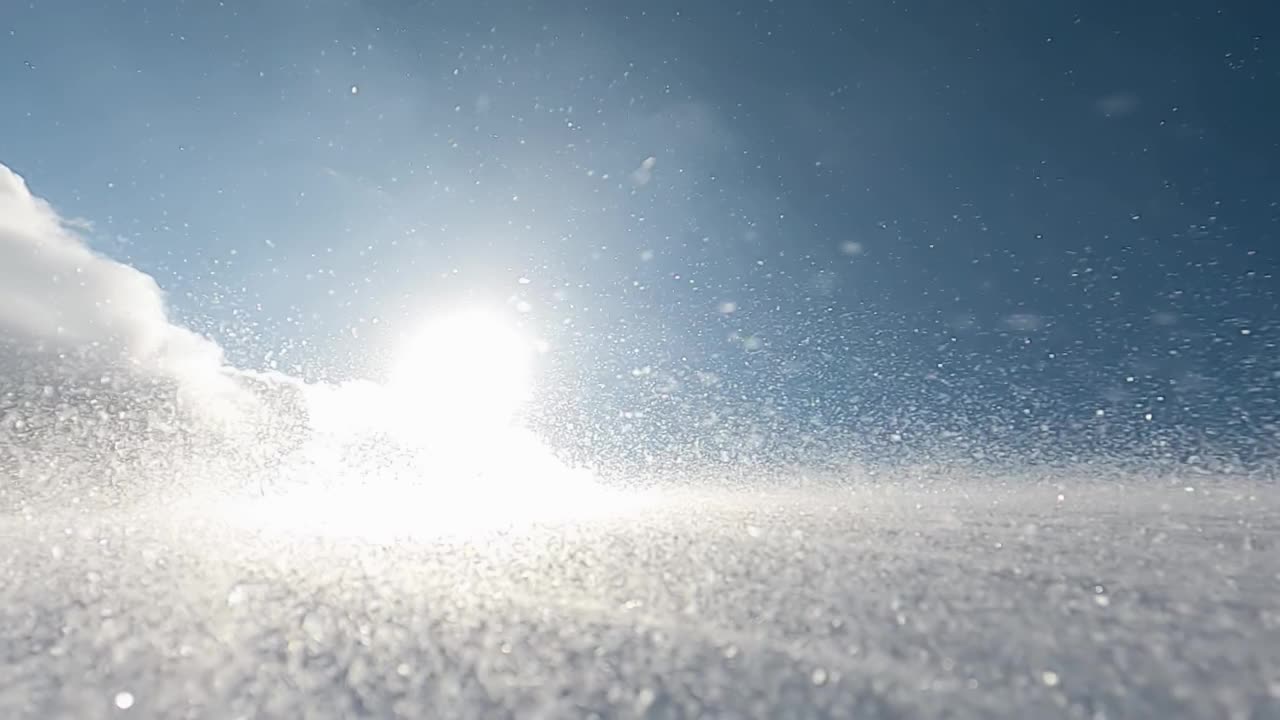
[3,0,1277,467]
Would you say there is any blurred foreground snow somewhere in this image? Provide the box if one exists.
[1,474,1277,719]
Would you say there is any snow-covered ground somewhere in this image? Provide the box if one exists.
[2,477,1277,719]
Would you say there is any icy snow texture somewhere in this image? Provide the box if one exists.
[1,480,1278,720]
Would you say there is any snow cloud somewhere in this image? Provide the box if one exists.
[0,160,266,435]
[0,162,248,419]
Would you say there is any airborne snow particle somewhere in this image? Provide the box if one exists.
[632,156,657,186]
[1004,313,1044,332]
[114,691,135,709]
[1096,91,1140,117]
[839,240,864,256]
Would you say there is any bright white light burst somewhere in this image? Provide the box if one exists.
[203,307,628,539]
[225,306,622,539]
[387,309,534,442]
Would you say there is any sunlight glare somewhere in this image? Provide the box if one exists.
[232,307,626,540]
[387,309,533,443]
[219,429,629,540]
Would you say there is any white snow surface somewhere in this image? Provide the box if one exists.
[2,477,1278,719]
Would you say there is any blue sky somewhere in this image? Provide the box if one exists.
[3,0,1277,465]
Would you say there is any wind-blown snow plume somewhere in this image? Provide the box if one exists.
[0,163,249,421]
[0,161,589,512]
[0,163,302,503]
